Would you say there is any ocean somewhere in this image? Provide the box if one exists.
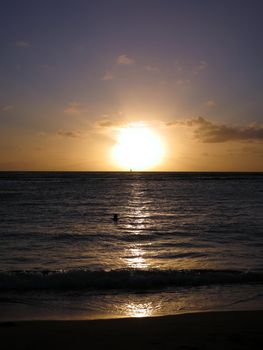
[0,172,263,320]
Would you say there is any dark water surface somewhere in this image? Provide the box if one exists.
[0,172,263,320]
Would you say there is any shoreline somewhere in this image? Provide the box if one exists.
[1,310,263,349]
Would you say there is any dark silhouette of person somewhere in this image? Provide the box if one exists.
[112,213,118,222]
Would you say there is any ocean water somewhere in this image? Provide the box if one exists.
[0,172,263,320]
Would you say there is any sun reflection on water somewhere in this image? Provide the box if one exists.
[125,302,155,318]
[121,180,153,269]
[123,246,148,269]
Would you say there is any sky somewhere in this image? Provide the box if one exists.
[1,0,263,171]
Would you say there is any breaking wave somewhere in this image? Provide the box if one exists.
[0,268,263,291]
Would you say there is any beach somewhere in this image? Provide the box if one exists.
[1,310,262,350]
[2,0,263,346]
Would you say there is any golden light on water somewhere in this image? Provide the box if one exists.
[125,302,155,318]
[123,247,148,269]
[112,123,164,171]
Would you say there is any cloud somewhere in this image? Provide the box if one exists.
[116,54,135,65]
[195,118,263,143]
[38,132,46,137]
[173,60,207,76]
[94,115,130,132]
[97,119,114,127]
[96,117,124,129]
[144,65,160,73]
[16,41,31,48]
[57,130,81,138]
[101,71,114,81]
[241,146,263,157]
[176,79,191,87]
[2,105,14,112]
[64,102,83,114]
[205,100,216,107]
[166,117,263,143]
[193,60,208,75]
[197,60,207,70]
[190,117,263,143]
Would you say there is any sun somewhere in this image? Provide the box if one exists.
[112,123,164,170]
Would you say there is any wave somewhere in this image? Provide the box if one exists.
[0,269,263,291]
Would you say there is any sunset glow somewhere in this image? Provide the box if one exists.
[1,1,263,341]
[1,1,263,172]
[112,124,164,170]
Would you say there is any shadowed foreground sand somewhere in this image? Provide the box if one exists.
[1,311,263,350]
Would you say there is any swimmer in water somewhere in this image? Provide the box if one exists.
[112,213,118,222]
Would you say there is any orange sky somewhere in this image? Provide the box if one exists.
[1,1,263,171]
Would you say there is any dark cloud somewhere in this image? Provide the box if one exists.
[192,117,263,143]
[167,117,263,143]
[57,130,81,138]
[97,120,114,127]
[95,117,125,129]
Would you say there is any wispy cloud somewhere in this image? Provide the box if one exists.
[96,117,124,129]
[241,146,263,157]
[97,119,114,128]
[176,79,191,87]
[144,65,160,73]
[101,71,114,81]
[38,132,46,137]
[2,105,14,112]
[57,130,81,138]
[167,116,263,143]
[64,102,84,114]
[193,60,208,74]
[116,54,135,65]
[16,41,31,48]
[174,60,207,76]
[205,100,216,107]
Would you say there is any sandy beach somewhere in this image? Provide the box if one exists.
[1,310,262,350]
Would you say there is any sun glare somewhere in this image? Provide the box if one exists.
[112,123,164,170]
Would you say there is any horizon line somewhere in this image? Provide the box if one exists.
[0,170,263,174]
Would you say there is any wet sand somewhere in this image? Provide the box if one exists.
[1,310,262,349]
